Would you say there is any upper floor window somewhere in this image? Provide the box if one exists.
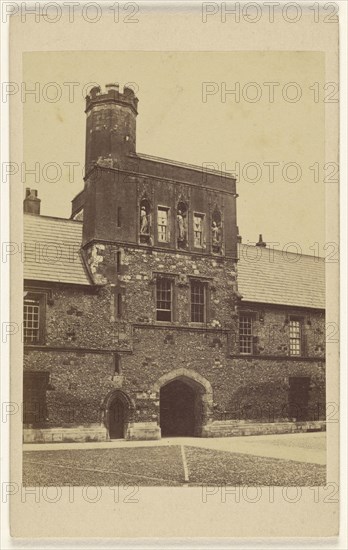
[193,213,204,248]
[156,277,172,321]
[157,207,170,243]
[289,319,302,356]
[191,280,206,323]
[24,293,45,345]
[239,315,253,354]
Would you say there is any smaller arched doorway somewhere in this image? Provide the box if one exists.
[109,397,125,439]
[103,390,134,440]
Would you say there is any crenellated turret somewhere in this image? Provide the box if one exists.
[85,83,138,173]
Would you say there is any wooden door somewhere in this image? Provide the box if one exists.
[109,399,125,439]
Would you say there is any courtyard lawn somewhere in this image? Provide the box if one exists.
[184,446,326,486]
[23,446,184,486]
[23,444,326,487]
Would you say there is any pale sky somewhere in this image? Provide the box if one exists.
[23,51,325,254]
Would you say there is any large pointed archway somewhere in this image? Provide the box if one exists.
[153,368,213,437]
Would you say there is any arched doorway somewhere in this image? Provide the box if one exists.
[160,380,196,436]
[155,368,213,437]
[103,390,135,440]
[109,397,125,439]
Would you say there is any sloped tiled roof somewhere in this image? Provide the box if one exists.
[237,243,325,309]
[23,215,325,309]
[23,214,90,285]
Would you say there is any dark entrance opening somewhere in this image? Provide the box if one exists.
[288,377,310,421]
[109,398,125,439]
[160,379,196,436]
[23,371,49,426]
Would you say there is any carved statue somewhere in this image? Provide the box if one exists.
[140,206,149,234]
[177,210,186,241]
[212,221,222,251]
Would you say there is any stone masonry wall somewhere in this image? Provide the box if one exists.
[235,305,325,358]
[24,243,326,431]
[24,332,325,429]
[119,247,238,327]
[23,350,115,426]
[27,245,239,348]
[220,358,325,422]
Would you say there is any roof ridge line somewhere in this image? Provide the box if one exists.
[238,243,325,261]
[24,214,83,224]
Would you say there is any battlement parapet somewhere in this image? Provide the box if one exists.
[85,83,138,115]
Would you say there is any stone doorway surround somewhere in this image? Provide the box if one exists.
[102,389,135,440]
[153,368,214,437]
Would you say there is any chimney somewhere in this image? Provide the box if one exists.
[256,234,266,247]
[23,188,41,215]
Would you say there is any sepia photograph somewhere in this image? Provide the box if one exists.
[21,51,328,488]
[3,2,343,542]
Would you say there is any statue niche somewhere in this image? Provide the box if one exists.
[211,210,222,254]
[139,198,152,244]
[177,202,188,249]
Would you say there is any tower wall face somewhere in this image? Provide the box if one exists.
[82,167,238,259]
[77,84,240,439]
[84,85,138,172]
[85,104,136,171]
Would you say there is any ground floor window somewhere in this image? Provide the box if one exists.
[239,314,253,354]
